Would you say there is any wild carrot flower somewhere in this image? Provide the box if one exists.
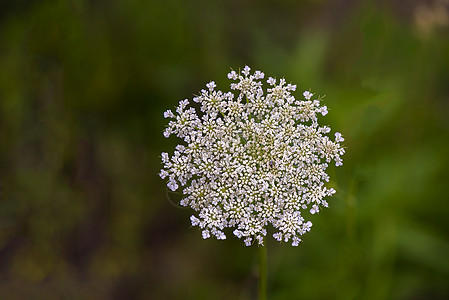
[160,66,345,246]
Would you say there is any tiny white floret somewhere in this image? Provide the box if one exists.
[303,91,313,100]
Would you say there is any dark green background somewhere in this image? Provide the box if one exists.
[1,0,448,299]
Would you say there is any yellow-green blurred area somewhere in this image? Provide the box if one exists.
[1,0,449,299]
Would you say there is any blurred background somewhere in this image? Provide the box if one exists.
[1,0,449,299]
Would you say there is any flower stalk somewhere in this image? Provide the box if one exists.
[258,243,267,300]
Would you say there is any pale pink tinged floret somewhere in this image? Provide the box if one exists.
[206,81,216,91]
[228,70,238,80]
[303,91,313,100]
[164,110,175,118]
[242,66,251,76]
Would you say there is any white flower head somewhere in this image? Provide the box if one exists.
[160,67,345,246]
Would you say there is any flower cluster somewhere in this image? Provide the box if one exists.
[160,66,345,246]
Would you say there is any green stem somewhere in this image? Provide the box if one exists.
[258,243,267,300]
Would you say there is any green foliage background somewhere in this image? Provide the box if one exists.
[1,0,448,299]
